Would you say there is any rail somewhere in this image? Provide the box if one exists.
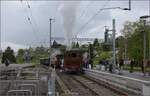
[17,84,37,96]
[83,68,150,96]
[7,89,32,96]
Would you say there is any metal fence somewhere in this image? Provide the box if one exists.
[0,65,55,96]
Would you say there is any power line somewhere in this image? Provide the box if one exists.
[20,0,33,46]
[25,0,40,36]
[76,0,111,35]
[26,0,40,34]
[78,1,94,21]
[20,0,40,46]
[149,0,150,16]
[74,1,94,40]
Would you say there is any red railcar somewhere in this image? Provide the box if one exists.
[63,49,83,72]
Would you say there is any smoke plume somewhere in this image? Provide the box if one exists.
[60,1,80,49]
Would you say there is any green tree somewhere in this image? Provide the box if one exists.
[120,21,150,66]
[52,40,58,48]
[2,46,16,63]
[16,49,25,63]
[76,42,79,48]
[93,38,99,47]
[72,42,76,48]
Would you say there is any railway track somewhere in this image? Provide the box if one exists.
[71,75,128,96]
[56,71,129,96]
[56,71,99,96]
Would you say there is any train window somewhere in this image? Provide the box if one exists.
[71,53,77,57]
[68,53,71,57]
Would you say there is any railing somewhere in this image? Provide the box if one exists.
[48,69,55,96]
[0,64,54,96]
[7,90,32,96]
[84,68,150,96]
[17,84,37,96]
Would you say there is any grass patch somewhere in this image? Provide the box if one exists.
[123,66,150,72]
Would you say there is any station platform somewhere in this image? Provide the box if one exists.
[94,66,150,81]
[121,70,150,81]
[84,68,150,96]
[94,69,150,81]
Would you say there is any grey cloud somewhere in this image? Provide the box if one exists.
[1,1,149,50]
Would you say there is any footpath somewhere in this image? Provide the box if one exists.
[95,65,150,81]
[120,70,150,81]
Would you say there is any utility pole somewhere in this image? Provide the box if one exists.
[124,36,127,61]
[0,24,1,52]
[140,15,150,60]
[112,19,116,72]
[49,18,54,66]
[143,20,146,60]
[104,26,109,44]
[49,18,53,49]
[149,0,150,59]
[104,20,116,72]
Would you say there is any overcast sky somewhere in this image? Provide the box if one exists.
[1,0,150,51]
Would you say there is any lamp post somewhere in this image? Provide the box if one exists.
[100,1,131,72]
[140,15,150,60]
[49,18,55,66]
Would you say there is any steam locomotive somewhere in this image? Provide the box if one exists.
[40,48,85,73]
[63,49,83,73]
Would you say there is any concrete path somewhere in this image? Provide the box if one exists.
[0,64,33,71]
[95,68,150,81]
[120,70,150,81]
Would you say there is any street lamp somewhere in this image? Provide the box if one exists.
[140,15,150,60]
[49,18,55,67]
[99,1,131,73]
[101,0,131,11]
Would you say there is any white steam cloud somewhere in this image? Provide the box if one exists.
[60,1,80,49]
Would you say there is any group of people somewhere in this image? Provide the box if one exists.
[99,59,114,73]
[83,56,93,69]
[98,58,150,76]
[141,59,150,76]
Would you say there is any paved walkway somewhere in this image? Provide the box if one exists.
[0,64,33,71]
[95,68,150,81]
[120,70,150,81]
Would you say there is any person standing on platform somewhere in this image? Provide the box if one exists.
[119,59,124,75]
[147,59,150,76]
[109,58,113,73]
[141,60,145,74]
[105,59,109,71]
[130,59,135,73]
[143,59,150,76]
[5,59,10,67]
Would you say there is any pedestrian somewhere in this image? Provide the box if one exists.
[143,59,150,76]
[89,59,92,69]
[119,59,124,75]
[5,59,10,67]
[141,64,144,73]
[101,60,105,71]
[84,57,89,68]
[147,59,150,76]
[108,58,113,73]
[61,58,64,69]
[105,59,109,71]
[130,59,135,73]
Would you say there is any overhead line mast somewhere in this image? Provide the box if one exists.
[49,18,55,67]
